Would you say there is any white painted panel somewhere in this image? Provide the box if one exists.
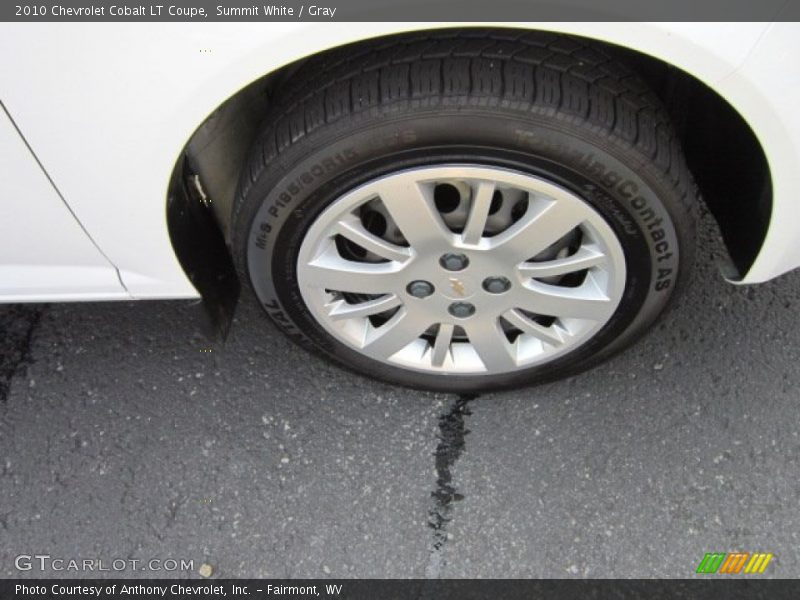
[0,22,797,295]
[715,23,800,283]
[0,106,128,301]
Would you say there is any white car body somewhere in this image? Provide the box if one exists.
[1,22,799,302]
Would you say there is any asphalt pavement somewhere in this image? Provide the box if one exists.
[1,208,799,579]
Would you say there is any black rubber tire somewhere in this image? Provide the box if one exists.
[231,29,697,392]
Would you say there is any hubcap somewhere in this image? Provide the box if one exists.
[297,165,626,375]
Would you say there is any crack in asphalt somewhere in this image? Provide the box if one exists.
[0,305,42,403]
[424,393,476,580]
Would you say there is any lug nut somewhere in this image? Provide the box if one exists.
[439,253,469,272]
[407,280,435,298]
[448,302,476,318]
[482,276,511,294]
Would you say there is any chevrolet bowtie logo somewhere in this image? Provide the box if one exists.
[448,277,466,297]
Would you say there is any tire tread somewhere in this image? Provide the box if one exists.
[233,29,696,288]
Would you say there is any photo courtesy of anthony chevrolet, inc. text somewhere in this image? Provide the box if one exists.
[1,0,800,598]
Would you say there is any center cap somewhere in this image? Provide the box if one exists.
[440,274,477,300]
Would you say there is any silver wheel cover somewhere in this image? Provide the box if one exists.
[297,165,626,375]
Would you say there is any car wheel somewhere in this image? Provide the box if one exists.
[231,31,696,392]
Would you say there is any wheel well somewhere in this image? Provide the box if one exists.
[606,43,771,279]
[167,27,772,327]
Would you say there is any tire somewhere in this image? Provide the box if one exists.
[231,29,697,393]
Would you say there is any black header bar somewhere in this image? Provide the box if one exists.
[2,0,800,22]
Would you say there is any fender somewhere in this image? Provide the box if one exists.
[0,22,795,300]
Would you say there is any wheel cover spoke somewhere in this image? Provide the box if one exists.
[297,165,626,375]
[334,214,413,263]
[515,275,614,321]
[326,294,402,321]
[503,308,566,347]
[463,319,517,372]
[430,323,455,368]
[491,195,586,263]
[461,180,496,245]
[361,309,429,359]
[376,176,453,252]
[518,244,606,278]
[305,243,405,295]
